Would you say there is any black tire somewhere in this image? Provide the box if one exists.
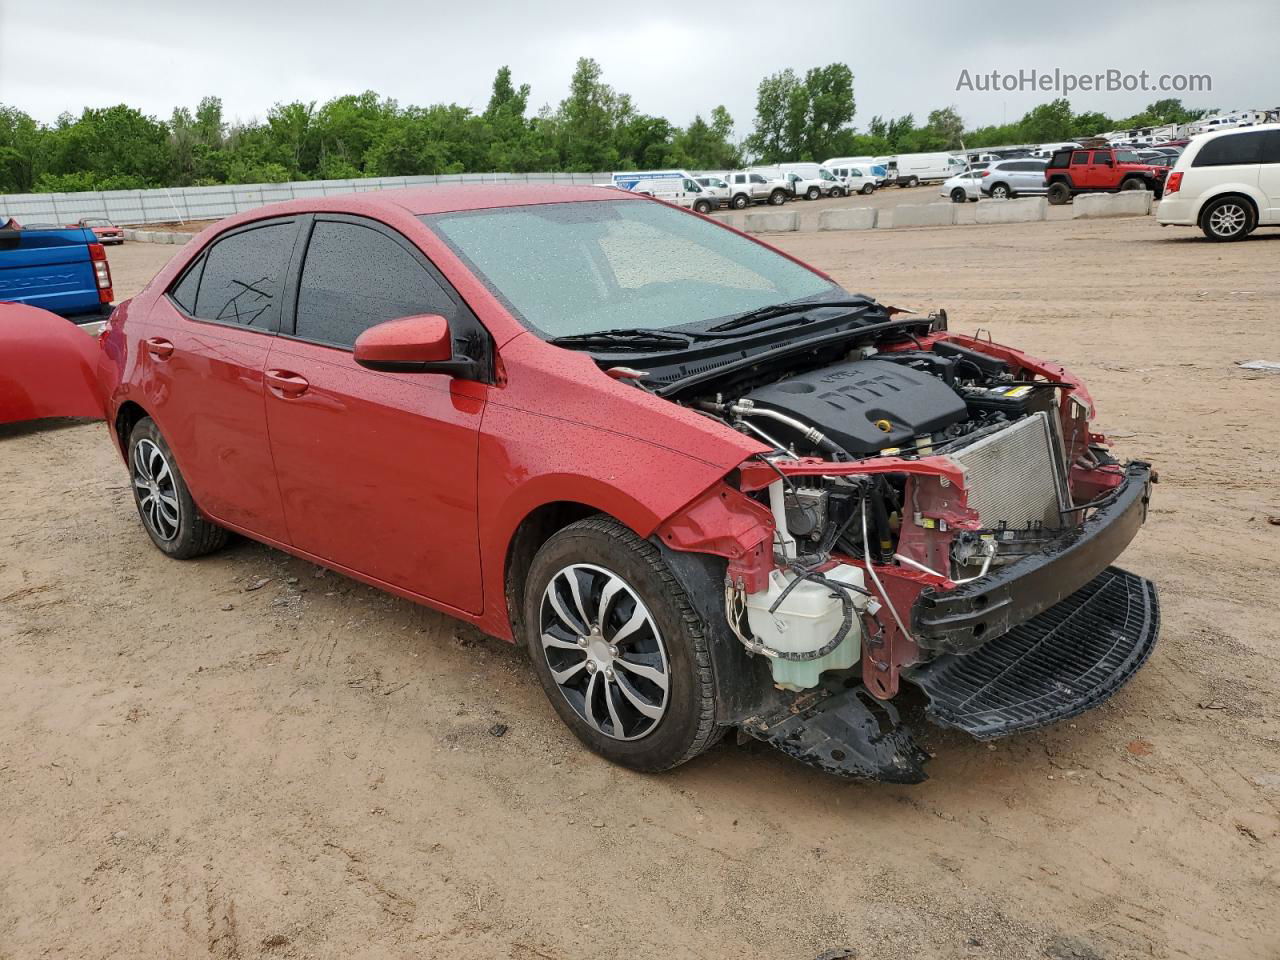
[1200,195,1255,242]
[950,187,967,203]
[1120,178,1146,191]
[523,516,719,773]
[1047,181,1071,205]
[694,199,713,214]
[907,176,920,187]
[860,183,875,195]
[731,193,749,210]
[829,186,845,198]
[768,189,787,206]
[805,186,820,200]
[989,182,1012,200]
[127,417,230,559]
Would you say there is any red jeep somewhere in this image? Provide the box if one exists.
[1045,147,1167,204]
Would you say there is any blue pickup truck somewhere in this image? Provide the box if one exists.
[0,223,115,324]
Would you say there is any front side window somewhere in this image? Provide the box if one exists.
[425,199,835,339]
[294,220,455,349]
[1194,131,1266,167]
[189,222,295,329]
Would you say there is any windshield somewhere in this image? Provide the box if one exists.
[424,200,836,338]
[1116,150,1140,163]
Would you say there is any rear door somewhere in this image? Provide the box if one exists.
[1260,130,1280,223]
[144,217,299,543]
[1190,130,1267,219]
[1089,151,1115,189]
[262,214,486,613]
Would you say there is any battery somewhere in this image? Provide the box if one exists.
[961,383,1054,418]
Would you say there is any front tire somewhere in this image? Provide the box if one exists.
[523,516,718,773]
[127,418,229,559]
[1200,196,1254,241]
[829,186,846,198]
[950,187,967,203]
[989,183,1012,199]
[694,199,713,214]
[731,194,749,210]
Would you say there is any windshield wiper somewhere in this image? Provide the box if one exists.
[707,297,872,332]
[549,327,694,351]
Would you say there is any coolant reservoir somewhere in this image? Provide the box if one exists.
[744,563,866,691]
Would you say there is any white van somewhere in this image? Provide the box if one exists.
[820,157,880,194]
[610,170,717,213]
[885,152,967,187]
[1157,124,1280,240]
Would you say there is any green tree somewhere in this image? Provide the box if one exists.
[800,63,855,159]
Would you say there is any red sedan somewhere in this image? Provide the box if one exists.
[70,218,125,244]
[0,185,1158,781]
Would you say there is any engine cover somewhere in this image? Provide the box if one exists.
[744,358,968,455]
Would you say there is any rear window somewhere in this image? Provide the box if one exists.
[1193,131,1266,166]
[179,221,295,329]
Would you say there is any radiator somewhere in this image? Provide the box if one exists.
[950,412,1067,529]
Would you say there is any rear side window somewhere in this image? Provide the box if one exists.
[1070,151,1090,165]
[191,222,295,329]
[1193,131,1266,166]
[294,220,456,349]
[169,258,203,314]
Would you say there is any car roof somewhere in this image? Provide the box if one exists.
[209,184,641,233]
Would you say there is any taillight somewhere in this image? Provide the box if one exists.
[1165,172,1182,195]
[979,170,990,178]
[88,241,113,303]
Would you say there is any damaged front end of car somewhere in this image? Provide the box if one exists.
[652,313,1159,783]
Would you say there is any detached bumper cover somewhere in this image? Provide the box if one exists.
[907,566,1159,740]
[912,461,1154,655]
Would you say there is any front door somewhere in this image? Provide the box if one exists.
[262,215,486,614]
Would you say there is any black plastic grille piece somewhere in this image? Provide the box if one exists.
[907,566,1159,740]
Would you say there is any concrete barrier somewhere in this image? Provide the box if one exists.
[975,197,1047,224]
[743,210,799,233]
[122,229,137,241]
[132,230,154,242]
[887,203,956,228]
[818,207,877,231]
[1073,191,1153,218]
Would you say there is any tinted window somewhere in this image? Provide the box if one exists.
[169,257,203,314]
[750,174,767,183]
[192,222,294,329]
[1071,151,1090,164]
[1264,131,1280,165]
[1093,152,1114,165]
[294,220,455,349]
[1194,131,1266,166]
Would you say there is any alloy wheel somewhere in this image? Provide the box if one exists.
[1209,203,1247,238]
[539,563,670,741]
[132,438,180,541]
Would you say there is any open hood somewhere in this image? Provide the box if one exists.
[0,304,106,423]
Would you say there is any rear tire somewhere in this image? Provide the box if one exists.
[1120,178,1146,191]
[1200,196,1254,241]
[860,183,875,195]
[768,189,787,206]
[523,516,719,773]
[805,186,820,200]
[127,418,230,559]
[1047,181,1071,205]
[950,188,967,203]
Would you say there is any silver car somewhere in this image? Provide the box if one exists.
[979,159,1049,199]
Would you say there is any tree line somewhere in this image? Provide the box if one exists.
[0,55,1214,194]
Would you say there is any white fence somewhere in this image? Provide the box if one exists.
[0,172,612,227]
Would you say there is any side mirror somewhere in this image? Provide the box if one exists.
[353,314,474,377]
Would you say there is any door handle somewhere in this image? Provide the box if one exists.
[145,337,174,360]
[265,369,310,398]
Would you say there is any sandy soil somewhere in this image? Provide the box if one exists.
[2,218,1278,960]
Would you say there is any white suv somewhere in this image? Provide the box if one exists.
[1157,125,1280,241]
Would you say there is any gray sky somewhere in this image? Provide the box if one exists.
[1,0,1275,137]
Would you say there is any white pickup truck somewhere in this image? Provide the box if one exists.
[721,171,791,209]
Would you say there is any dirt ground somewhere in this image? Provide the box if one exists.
[2,215,1278,960]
